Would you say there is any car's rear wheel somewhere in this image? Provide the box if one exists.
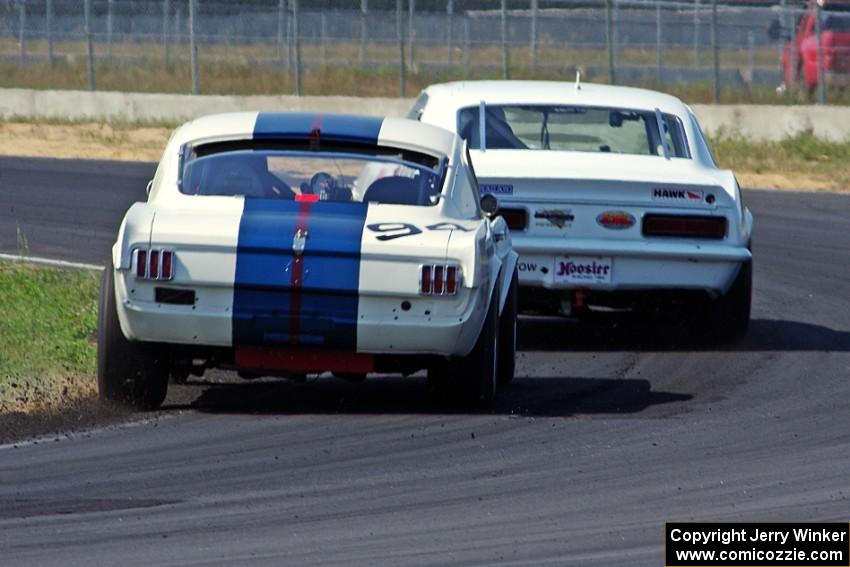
[497,269,518,385]
[97,265,169,410]
[693,260,752,344]
[428,287,499,408]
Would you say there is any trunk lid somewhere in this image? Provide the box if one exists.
[471,151,733,243]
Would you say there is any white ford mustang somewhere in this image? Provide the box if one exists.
[99,112,518,410]
[412,80,753,341]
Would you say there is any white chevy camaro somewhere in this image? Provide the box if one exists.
[99,112,518,410]
[412,80,753,342]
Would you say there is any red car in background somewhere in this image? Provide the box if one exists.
[774,0,850,91]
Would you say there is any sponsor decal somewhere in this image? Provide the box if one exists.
[652,188,704,202]
[596,210,636,230]
[553,255,613,284]
[533,209,575,229]
[480,184,514,196]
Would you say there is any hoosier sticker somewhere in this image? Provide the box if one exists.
[553,256,613,284]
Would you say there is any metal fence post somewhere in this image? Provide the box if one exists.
[397,0,406,97]
[287,0,293,70]
[162,0,170,64]
[189,0,199,94]
[447,0,454,66]
[606,0,616,84]
[18,0,26,64]
[656,1,662,85]
[408,0,415,70]
[175,5,181,47]
[293,0,302,96]
[277,0,285,67]
[779,0,787,64]
[694,0,701,66]
[613,0,620,63]
[711,0,719,103]
[463,14,471,69]
[789,5,798,88]
[747,30,755,87]
[814,0,826,104]
[359,0,368,67]
[320,12,328,66]
[46,0,54,65]
[530,0,538,68]
[107,0,114,61]
[84,0,95,91]
[501,0,509,80]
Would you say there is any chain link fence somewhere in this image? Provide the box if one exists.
[0,0,845,102]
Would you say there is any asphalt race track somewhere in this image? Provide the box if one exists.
[2,156,850,565]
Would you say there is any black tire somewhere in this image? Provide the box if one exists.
[692,260,752,344]
[97,265,169,410]
[714,260,752,342]
[497,269,518,385]
[428,287,499,408]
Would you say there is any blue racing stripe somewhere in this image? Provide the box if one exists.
[233,199,367,349]
[253,113,383,145]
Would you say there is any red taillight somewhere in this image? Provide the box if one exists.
[134,248,174,280]
[445,266,458,294]
[136,249,147,278]
[419,264,461,296]
[149,250,160,279]
[642,215,727,239]
[161,251,173,279]
[433,266,444,295]
[420,265,432,294]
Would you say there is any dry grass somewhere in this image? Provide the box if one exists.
[0,121,171,161]
[710,132,850,192]
[3,36,850,104]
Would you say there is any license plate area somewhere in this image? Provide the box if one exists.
[553,255,613,284]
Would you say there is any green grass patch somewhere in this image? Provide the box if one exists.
[0,261,99,409]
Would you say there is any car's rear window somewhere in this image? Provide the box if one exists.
[179,149,444,206]
[457,104,691,158]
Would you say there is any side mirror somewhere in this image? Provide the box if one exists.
[145,179,153,196]
[480,193,499,218]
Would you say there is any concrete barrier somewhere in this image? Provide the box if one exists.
[1,88,848,142]
[0,88,412,125]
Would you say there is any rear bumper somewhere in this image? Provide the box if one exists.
[513,239,751,294]
[114,270,487,357]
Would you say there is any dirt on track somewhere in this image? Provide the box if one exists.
[0,373,135,445]
[0,122,169,162]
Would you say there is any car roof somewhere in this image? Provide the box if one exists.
[171,112,456,159]
[421,80,690,116]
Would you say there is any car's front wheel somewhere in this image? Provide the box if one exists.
[97,265,169,410]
